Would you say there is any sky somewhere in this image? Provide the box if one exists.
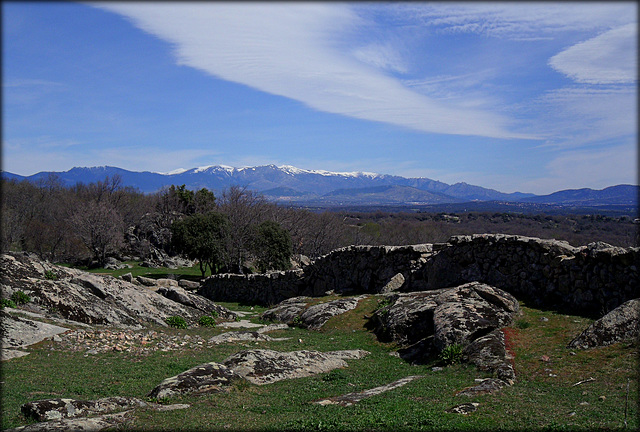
[2,2,637,195]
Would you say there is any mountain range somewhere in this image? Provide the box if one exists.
[2,165,638,210]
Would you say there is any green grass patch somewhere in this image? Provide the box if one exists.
[1,299,637,431]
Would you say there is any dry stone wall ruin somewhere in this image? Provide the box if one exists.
[199,234,639,317]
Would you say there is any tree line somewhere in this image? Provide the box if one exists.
[1,175,351,272]
[2,175,635,274]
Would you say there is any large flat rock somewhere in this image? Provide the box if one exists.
[222,349,370,385]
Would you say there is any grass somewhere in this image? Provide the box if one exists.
[2,283,637,431]
[81,260,210,281]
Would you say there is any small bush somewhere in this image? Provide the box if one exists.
[11,291,30,305]
[374,298,393,311]
[292,315,303,327]
[1,298,17,308]
[165,315,188,329]
[44,270,58,280]
[439,343,463,365]
[198,315,217,327]
[322,369,348,383]
[210,310,219,318]
[515,319,531,329]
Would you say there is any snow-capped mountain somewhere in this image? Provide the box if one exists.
[3,164,636,208]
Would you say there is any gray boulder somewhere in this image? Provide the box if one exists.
[568,298,640,349]
[299,296,365,330]
[222,349,370,385]
[178,279,200,290]
[371,281,519,389]
[135,276,157,287]
[147,362,242,399]
[371,282,519,353]
[462,329,515,384]
[260,297,310,324]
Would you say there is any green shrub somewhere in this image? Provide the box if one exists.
[165,315,188,329]
[292,315,303,327]
[515,319,531,329]
[322,369,348,383]
[44,270,58,280]
[210,310,219,318]
[1,298,17,308]
[11,291,30,305]
[198,315,217,328]
[439,343,463,365]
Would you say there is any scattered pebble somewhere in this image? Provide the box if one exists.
[541,355,550,362]
[431,367,443,372]
[599,396,606,402]
[579,401,589,406]
[54,329,212,356]
[539,317,549,322]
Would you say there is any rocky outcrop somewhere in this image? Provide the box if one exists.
[14,399,189,431]
[1,311,68,350]
[370,282,518,394]
[6,411,133,432]
[0,253,234,328]
[372,282,518,350]
[260,297,310,324]
[21,397,148,422]
[568,298,639,349]
[222,349,370,385]
[146,349,370,398]
[260,296,367,330]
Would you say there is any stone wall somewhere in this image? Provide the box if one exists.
[414,234,639,316]
[198,234,639,316]
[199,245,431,305]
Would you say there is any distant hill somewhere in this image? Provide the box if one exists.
[521,185,639,206]
[2,165,637,210]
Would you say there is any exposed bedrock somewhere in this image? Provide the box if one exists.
[0,253,236,330]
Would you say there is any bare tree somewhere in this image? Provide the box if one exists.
[70,200,124,266]
[217,186,269,272]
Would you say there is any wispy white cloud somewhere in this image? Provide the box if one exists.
[352,42,408,74]
[549,23,637,84]
[398,3,635,39]
[527,86,636,148]
[94,2,533,140]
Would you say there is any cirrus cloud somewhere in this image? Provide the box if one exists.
[94,2,533,140]
[549,23,637,84]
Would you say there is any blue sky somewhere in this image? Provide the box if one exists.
[2,2,637,194]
